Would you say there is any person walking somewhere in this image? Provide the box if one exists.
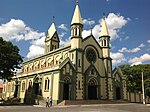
[49,96,52,106]
[46,97,49,107]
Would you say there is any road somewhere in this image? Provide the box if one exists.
[0,103,150,112]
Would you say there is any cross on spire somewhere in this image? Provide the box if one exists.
[76,0,78,5]
[88,18,93,35]
[103,12,106,19]
[52,16,55,23]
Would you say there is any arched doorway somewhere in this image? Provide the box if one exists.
[33,83,39,95]
[116,87,121,100]
[88,78,98,99]
[63,77,71,100]
[33,75,42,95]
[14,80,20,98]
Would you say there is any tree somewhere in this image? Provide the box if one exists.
[0,37,23,80]
[119,64,150,97]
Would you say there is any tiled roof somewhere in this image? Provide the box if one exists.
[0,84,3,88]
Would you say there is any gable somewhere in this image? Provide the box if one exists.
[45,31,60,42]
[59,57,75,70]
[83,35,101,49]
[84,64,100,76]
[51,32,60,42]
[82,35,103,58]
[112,67,126,80]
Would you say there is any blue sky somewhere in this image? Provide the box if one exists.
[0,0,150,68]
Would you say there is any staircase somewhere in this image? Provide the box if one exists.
[58,100,129,106]
[2,97,21,105]
[37,95,47,106]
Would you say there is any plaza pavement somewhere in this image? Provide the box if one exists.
[0,103,150,112]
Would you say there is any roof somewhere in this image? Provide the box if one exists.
[47,22,57,39]
[71,1,82,25]
[100,17,109,37]
[0,84,3,88]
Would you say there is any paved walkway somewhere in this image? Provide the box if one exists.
[0,103,150,112]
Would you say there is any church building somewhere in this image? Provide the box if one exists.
[2,1,127,105]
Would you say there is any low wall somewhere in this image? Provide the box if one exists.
[127,92,150,104]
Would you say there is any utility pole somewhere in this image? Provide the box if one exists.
[142,72,145,104]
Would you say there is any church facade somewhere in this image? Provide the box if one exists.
[2,1,127,104]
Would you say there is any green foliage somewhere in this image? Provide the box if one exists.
[0,37,23,80]
[119,64,150,96]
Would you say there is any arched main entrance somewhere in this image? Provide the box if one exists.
[88,78,98,99]
[63,77,71,100]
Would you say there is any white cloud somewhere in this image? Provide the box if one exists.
[82,24,101,40]
[110,52,126,66]
[26,44,45,59]
[138,43,145,48]
[118,43,145,53]
[119,47,141,53]
[128,53,150,66]
[82,18,95,26]
[0,15,129,59]
[0,19,45,41]
[105,13,129,40]
[0,19,47,59]
[59,32,67,38]
[31,36,45,48]
[82,13,129,41]
[60,38,70,47]
[58,24,68,31]
[148,40,150,44]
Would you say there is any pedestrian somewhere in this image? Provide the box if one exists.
[46,97,49,107]
[49,96,52,106]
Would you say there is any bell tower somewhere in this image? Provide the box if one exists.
[99,16,110,57]
[70,0,83,49]
[70,0,83,100]
[45,19,60,53]
[99,16,113,99]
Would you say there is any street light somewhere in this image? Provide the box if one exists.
[142,72,145,104]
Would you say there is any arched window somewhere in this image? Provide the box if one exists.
[78,59,81,67]
[91,67,94,75]
[28,80,32,91]
[78,81,81,89]
[79,29,81,36]
[7,84,10,92]
[3,85,5,92]
[72,53,74,60]
[22,81,25,91]
[89,78,97,86]
[56,60,58,65]
[101,41,103,46]
[71,29,74,36]
[75,28,77,36]
[64,77,71,83]
[29,80,32,87]
[44,77,50,91]
[104,39,107,46]
[12,83,15,92]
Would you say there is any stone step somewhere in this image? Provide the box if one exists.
[58,100,129,106]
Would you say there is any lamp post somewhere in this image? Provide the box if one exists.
[142,72,145,104]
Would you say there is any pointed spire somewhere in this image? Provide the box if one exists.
[71,0,82,25]
[47,17,57,39]
[100,16,109,37]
